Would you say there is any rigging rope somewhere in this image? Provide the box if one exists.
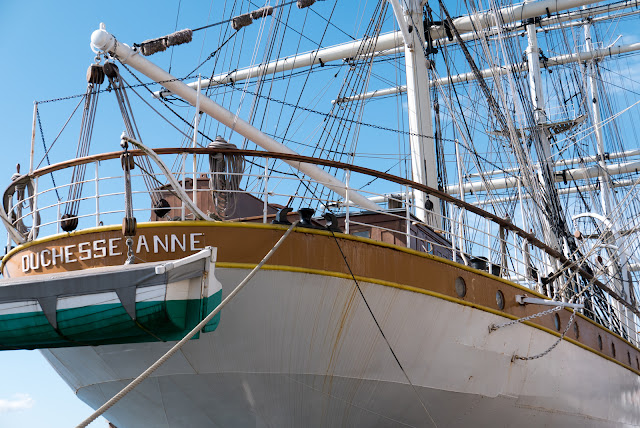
[61,64,104,232]
[35,107,61,201]
[104,62,163,210]
[329,230,438,427]
[76,221,300,428]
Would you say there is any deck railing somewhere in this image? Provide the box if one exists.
[3,147,639,346]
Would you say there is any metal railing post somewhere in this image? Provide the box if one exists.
[95,161,100,227]
[181,153,186,221]
[345,169,350,234]
[31,177,39,239]
[263,159,269,224]
[499,225,507,277]
[405,185,411,248]
[57,198,61,234]
[486,218,492,273]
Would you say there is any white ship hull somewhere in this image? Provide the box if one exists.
[42,267,640,427]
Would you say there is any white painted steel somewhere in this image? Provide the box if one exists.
[400,0,438,222]
[538,0,640,28]
[515,294,585,309]
[154,31,404,98]
[375,1,640,61]
[337,42,640,103]
[387,0,412,48]
[469,147,640,179]
[338,1,640,80]
[523,0,563,253]
[472,176,640,206]
[91,27,379,212]
[156,0,604,97]
[428,0,606,39]
[43,267,640,427]
[448,159,640,194]
[584,19,613,217]
[154,247,215,275]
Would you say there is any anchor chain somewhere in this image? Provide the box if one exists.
[513,310,577,361]
[490,296,582,361]
[489,304,563,332]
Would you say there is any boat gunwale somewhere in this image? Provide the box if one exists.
[3,147,620,313]
[3,220,640,369]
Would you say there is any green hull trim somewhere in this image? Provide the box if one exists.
[0,290,222,350]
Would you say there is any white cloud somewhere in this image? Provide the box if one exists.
[0,393,34,413]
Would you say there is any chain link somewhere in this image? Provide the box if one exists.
[513,310,577,361]
[125,237,135,265]
[36,76,192,104]
[489,304,563,332]
[489,297,581,361]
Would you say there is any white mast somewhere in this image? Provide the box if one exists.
[522,1,568,291]
[584,19,613,216]
[390,0,438,223]
[583,17,634,335]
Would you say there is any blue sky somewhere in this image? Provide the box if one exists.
[1,0,640,426]
[0,2,209,426]
[0,1,376,426]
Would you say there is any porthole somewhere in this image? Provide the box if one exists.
[553,313,561,331]
[573,321,579,339]
[496,290,505,310]
[455,277,467,298]
[598,335,603,350]
[612,342,616,358]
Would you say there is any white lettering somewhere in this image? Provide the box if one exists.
[16,232,212,271]
[64,245,77,263]
[108,238,122,256]
[136,235,149,253]
[51,248,64,265]
[78,242,91,261]
[190,233,204,251]
[93,239,106,258]
[153,235,168,253]
[29,253,40,270]
[171,234,186,252]
[40,249,51,267]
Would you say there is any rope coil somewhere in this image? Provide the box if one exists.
[208,136,244,219]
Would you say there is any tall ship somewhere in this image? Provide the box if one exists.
[2,0,640,426]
